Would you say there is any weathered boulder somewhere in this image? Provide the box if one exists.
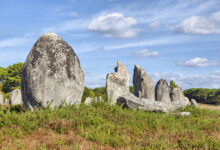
[171,86,185,102]
[191,99,198,108]
[106,61,130,104]
[155,79,171,103]
[0,92,3,105]
[22,33,85,109]
[133,65,155,100]
[9,89,23,105]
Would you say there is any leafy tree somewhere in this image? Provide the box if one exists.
[82,87,95,102]
[170,80,177,91]
[0,63,24,93]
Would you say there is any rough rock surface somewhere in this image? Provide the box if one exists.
[133,65,155,100]
[106,61,130,104]
[0,92,3,105]
[22,33,85,109]
[191,99,198,108]
[155,79,171,103]
[9,89,23,105]
[118,93,190,112]
[171,86,185,102]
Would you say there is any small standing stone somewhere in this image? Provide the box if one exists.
[155,79,171,103]
[0,92,4,105]
[191,99,198,108]
[9,89,23,105]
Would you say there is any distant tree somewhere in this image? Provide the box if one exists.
[82,87,95,102]
[184,88,220,105]
[0,63,24,93]
[129,86,134,94]
[170,80,177,91]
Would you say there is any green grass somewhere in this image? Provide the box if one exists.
[0,102,219,149]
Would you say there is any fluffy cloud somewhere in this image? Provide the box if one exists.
[150,71,220,89]
[177,57,220,67]
[149,21,160,29]
[88,13,139,38]
[133,49,159,57]
[174,11,220,34]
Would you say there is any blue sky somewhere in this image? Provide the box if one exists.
[0,0,220,89]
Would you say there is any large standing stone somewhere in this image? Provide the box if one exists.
[9,89,23,105]
[22,33,85,109]
[106,61,130,104]
[0,92,3,105]
[155,79,171,103]
[133,65,155,100]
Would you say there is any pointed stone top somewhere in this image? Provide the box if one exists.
[40,32,61,41]
[115,60,128,73]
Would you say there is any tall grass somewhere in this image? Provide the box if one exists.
[0,102,219,149]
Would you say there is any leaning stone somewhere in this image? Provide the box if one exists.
[106,61,130,104]
[155,79,171,103]
[191,99,198,108]
[21,33,85,109]
[9,89,23,105]
[133,65,155,100]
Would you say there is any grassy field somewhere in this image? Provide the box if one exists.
[0,102,219,150]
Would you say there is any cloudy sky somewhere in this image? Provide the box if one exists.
[0,0,220,89]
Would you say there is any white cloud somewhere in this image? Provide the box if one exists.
[0,36,33,48]
[150,71,220,89]
[88,13,140,38]
[134,49,159,57]
[43,20,88,33]
[177,57,220,67]
[149,21,160,29]
[174,11,220,34]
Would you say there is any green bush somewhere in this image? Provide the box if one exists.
[184,88,220,105]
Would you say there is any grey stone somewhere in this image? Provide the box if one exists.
[9,89,23,105]
[171,86,186,102]
[106,61,130,104]
[21,33,85,109]
[84,96,104,106]
[133,65,155,100]
[117,93,190,112]
[174,112,191,117]
[191,99,198,108]
[155,79,171,102]
[85,97,92,106]
[0,92,3,105]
